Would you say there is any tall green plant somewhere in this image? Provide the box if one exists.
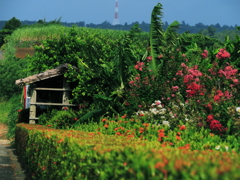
[148,3,164,74]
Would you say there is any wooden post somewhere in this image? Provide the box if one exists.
[29,89,37,124]
[62,78,70,105]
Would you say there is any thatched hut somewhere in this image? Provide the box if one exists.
[15,64,77,124]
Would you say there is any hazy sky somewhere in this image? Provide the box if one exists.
[0,0,239,26]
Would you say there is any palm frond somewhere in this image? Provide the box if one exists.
[149,3,164,74]
[164,21,180,45]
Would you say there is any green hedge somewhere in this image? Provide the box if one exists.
[15,124,240,180]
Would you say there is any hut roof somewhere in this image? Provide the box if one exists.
[15,64,73,86]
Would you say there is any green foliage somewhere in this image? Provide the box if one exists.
[0,56,28,99]
[7,94,23,139]
[3,17,21,31]
[0,29,12,47]
[207,26,216,37]
[38,108,79,129]
[149,3,164,74]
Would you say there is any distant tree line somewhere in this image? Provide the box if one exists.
[0,18,239,33]
[0,17,240,47]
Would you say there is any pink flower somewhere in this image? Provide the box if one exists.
[216,48,230,59]
[176,70,183,76]
[129,80,135,85]
[233,79,239,84]
[218,66,238,79]
[172,86,179,92]
[188,67,203,77]
[146,56,152,62]
[224,90,232,99]
[201,50,208,59]
[181,63,187,67]
[134,61,145,71]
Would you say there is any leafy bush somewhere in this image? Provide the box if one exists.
[38,108,79,129]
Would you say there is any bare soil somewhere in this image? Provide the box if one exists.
[0,124,8,139]
[15,47,34,59]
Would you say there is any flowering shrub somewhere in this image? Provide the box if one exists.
[216,48,230,59]
[120,46,240,136]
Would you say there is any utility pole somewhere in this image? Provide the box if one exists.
[112,0,120,25]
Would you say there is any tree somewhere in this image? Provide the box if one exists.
[207,26,216,37]
[3,17,21,31]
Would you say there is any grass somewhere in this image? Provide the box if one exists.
[0,100,13,124]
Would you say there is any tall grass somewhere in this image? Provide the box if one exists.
[0,100,12,124]
[7,24,149,47]
[5,94,22,139]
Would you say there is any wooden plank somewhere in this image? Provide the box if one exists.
[29,117,39,120]
[30,102,77,106]
[29,90,37,124]
[29,120,36,124]
[35,88,73,91]
[62,78,70,105]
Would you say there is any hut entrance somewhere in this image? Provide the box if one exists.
[15,64,77,124]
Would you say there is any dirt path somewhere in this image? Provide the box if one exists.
[0,124,8,139]
[0,50,4,60]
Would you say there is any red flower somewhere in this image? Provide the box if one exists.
[206,114,214,122]
[214,95,221,102]
[176,135,182,140]
[104,124,109,128]
[121,114,127,118]
[62,107,69,110]
[179,125,186,131]
[101,119,107,122]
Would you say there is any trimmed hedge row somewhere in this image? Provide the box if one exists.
[15,123,240,180]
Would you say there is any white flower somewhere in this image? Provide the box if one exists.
[169,111,175,118]
[158,108,166,115]
[156,104,163,108]
[236,107,240,113]
[136,111,145,115]
[180,103,185,107]
[185,118,189,121]
[160,116,165,119]
[162,121,170,127]
[154,100,161,105]
[225,146,229,151]
[149,108,158,115]
[215,145,221,150]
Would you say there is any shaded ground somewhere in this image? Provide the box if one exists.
[0,124,8,139]
[0,47,35,60]
[0,50,4,60]
[15,48,34,59]
[0,124,27,179]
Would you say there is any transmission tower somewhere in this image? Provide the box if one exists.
[112,0,120,25]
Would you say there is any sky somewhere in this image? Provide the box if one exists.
[0,0,239,26]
